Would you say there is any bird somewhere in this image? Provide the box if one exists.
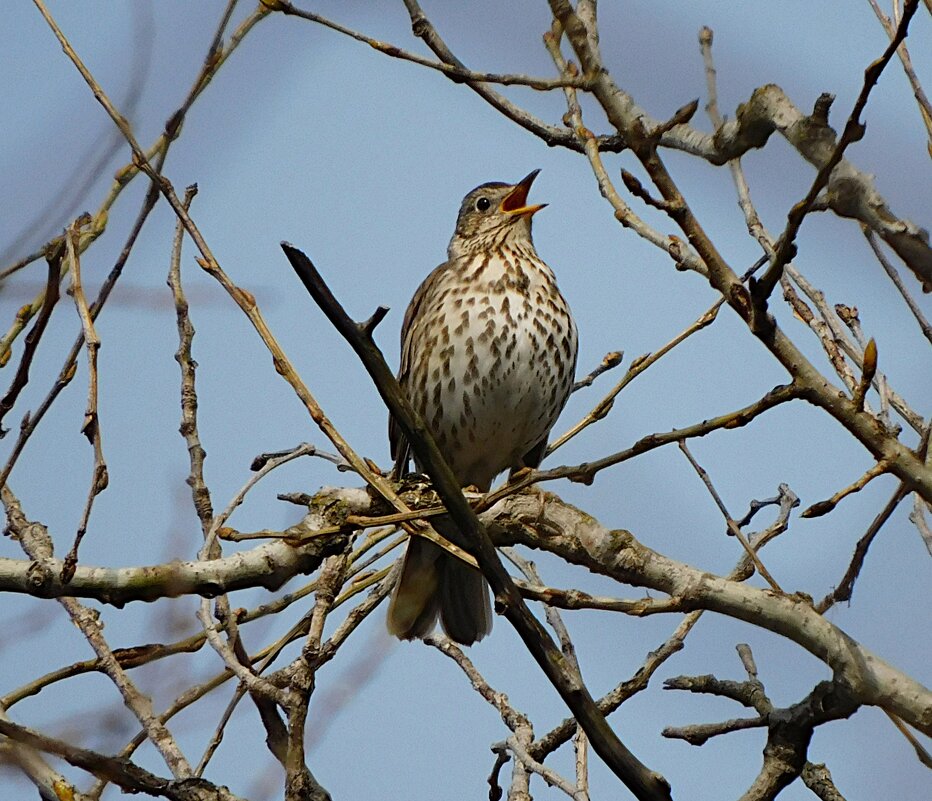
[387,169,578,645]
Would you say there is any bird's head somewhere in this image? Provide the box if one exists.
[448,169,546,258]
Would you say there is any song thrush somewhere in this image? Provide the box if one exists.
[387,169,578,645]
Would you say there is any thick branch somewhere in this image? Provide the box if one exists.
[4,481,928,735]
[0,524,348,603]
[485,491,932,735]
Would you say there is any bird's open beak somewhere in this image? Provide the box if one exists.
[500,169,547,217]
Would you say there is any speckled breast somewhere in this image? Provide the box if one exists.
[407,246,577,489]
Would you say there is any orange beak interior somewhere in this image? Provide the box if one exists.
[500,169,547,216]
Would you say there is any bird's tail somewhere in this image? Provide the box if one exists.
[387,521,491,645]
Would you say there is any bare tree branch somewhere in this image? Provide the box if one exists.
[0,717,247,801]
[752,0,921,301]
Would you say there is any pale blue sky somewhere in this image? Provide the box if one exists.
[1,2,930,799]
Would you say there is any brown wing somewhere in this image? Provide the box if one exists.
[390,261,449,479]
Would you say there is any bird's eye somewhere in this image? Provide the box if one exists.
[475,197,491,212]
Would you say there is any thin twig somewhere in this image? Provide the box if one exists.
[816,422,931,611]
[910,492,932,556]
[278,2,591,90]
[571,350,623,392]
[0,242,63,433]
[515,581,678,616]
[864,228,932,346]
[527,382,801,489]
[0,166,160,492]
[499,735,579,799]
[836,305,891,423]
[275,554,346,801]
[0,707,94,801]
[195,445,317,705]
[781,279,860,394]
[541,29,705,273]
[252,442,349,472]
[884,709,932,769]
[801,458,890,518]
[62,221,109,582]
[0,573,320,712]
[662,714,766,745]
[815,483,911,612]
[400,0,627,155]
[788,265,921,433]
[677,442,783,592]
[504,553,571,648]
[867,0,932,148]
[425,634,533,734]
[503,549,586,722]
[573,726,590,801]
[0,246,47,282]
[168,184,215,534]
[550,301,721,454]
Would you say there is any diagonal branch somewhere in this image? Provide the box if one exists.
[864,228,932,345]
[0,242,63,434]
[867,0,932,151]
[677,441,783,592]
[280,243,673,801]
[400,0,625,153]
[0,717,246,801]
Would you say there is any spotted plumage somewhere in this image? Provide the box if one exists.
[387,170,578,645]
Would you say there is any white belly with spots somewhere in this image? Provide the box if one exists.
[412,250,577,489]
